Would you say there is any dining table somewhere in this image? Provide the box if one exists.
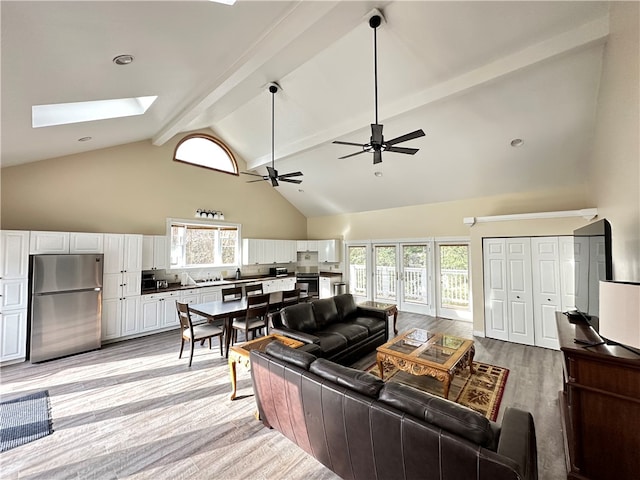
[188,290,308,358]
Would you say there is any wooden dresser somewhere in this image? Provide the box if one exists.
[556,313,640,479]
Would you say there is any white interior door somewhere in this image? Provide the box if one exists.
[484,239,509,341]
[531,237,561,349]
[505,238,535,346]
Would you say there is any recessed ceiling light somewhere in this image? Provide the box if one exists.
[374,171,383,177]
[113,54,134,66]
[510,138,524,147]
[78,136,92,142]
[32,96,157,128]
[298,189,304,193]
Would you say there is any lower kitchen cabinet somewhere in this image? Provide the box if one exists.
[320,277,332,299]
[140,291,180,332]
[102,296,141,341]
[0,310,27,363]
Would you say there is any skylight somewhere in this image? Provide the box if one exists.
[32,96,158,128]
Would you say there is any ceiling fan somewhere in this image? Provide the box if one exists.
[333,12,425,165]
[242,83,303,187]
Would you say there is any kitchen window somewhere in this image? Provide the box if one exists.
[168,219,240,268]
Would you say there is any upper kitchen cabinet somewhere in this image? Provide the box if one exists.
[29,231,103,254]
[69,233,103,254]
[104,234,143,274]
[296,240,318,252]
[142,235,168,271]
[242,239,296,265]
[29,231,69,254]
[1,230,30,279]
[318,239,342,263]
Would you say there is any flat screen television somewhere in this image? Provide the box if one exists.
[572,218,613,327]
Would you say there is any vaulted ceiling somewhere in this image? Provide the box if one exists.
[1,1,610,217]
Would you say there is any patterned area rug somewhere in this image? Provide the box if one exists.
[0,391,53,452]
[366,361,508,421]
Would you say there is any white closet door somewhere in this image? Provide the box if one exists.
[506,238,535,346]
[531,237,561,350]
[558,236,576,311]
[483,239,509,341]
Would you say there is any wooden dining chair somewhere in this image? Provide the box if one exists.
[222,286,243,302]
[281,288,300,309]
[176,302,224,367]
[231,293,270,345]
[244,283,263,296]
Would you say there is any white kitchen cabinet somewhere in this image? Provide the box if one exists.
[142,235,168,271]
[0,310,27,362]
[1,231,30,279]
[318,239,341,263]
[102,296,140,341]
[29,231,70,254]
[296,240,318,252]
[140,291,180,332]
[69,233,104,253]
[0,230,29,363]
[320,277,332,299]
[102,234,143,341]
[199,286,222,303]
[274,240,296,263]
[243,239,292,265]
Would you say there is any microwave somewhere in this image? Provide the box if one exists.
[269,267,288,277]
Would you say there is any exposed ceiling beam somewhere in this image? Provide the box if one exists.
[247,15,609,170]
[152,1,341,146]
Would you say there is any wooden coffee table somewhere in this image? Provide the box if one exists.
[376,328,475,399]
[228,334,303,401]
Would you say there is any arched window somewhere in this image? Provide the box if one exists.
[173,133,238,175]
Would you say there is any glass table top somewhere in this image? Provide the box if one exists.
[382,328,472,367]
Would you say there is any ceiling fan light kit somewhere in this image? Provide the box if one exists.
[242,83,303,187]
[333,11,425,165]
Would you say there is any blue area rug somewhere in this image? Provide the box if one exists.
[0,390,53,452]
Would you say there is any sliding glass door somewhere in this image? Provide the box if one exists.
[347,244,370,302]
[436,243,472,321]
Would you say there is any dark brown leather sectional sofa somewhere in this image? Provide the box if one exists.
[269,293,388,365]
[251,342,538,480]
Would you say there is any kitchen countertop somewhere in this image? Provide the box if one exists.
[141,273,297,295]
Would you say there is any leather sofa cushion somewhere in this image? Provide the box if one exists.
[379,382,496,448]
[323,323,369,345]
[315,332,348,356]
[265,342,316,370]
[281,303,317,333]
[310,358,384,398]
[334,293,358,320]
[312,298,340,328]
[348,316,386,335]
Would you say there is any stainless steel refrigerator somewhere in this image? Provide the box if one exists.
[29,254,103,363]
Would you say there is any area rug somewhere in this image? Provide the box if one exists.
[366,361,508,421]
[0,390,53,452]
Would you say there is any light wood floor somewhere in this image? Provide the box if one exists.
[0,313,565,479]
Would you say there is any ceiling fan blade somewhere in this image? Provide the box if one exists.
[371,124,383,145]
[266,166,278,178]
[373,150,382,164]
[246,178,267,183]
[333,140,366,147]
[241,171,265,177]
[278,171,303,178]
[280,178,303,184]
[385,146,419,155]
[339,150,368,160]
[385,129,426,146]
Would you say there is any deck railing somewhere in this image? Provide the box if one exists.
[349,265,469,309]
